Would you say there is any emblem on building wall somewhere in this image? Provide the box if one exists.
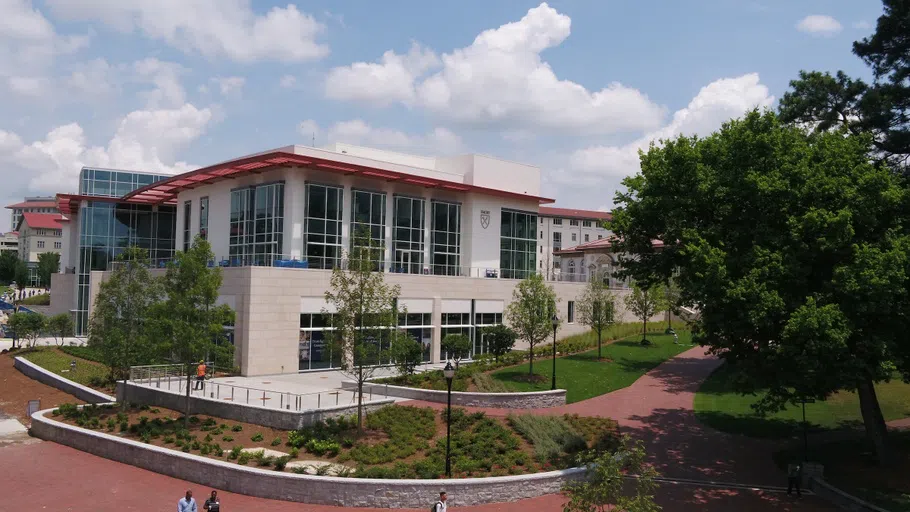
[480,209,491,229]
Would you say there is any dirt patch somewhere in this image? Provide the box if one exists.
[0,352,86,424]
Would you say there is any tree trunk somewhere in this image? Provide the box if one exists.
[856,377,890,464]
[597,329,602,359]
[357,365,364,432]
[667,310,671,331]
[529,348,534,375]
[184,363,192,430]
[643,318,647,339]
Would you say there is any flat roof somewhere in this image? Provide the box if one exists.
[539,206,611,221]
[123,148,555,205]
[56,193,176,216]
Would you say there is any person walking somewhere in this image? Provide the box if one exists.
[194,360,207,391]
[203,490,220,511]
[787,463,802,497]
[178,490,198,512]
[433,491,448,511]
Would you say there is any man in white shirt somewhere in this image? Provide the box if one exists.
[178,490,198,512]
[433,491,448,511]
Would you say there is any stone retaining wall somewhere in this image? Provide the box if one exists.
[809,477,891,512]
[14,356,115,404]
[342,380,566,408]
[31,408,585,508]
[117,381,394,430]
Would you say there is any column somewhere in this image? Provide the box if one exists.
[384,191,393,272]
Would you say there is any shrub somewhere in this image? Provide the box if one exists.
[191,440,201,451]
[212,444,224,457]
[222,435,234,442]
[119,421,129,432]
[289,447,299,458]
[507,414,586,464]
[305,439,340,457]
[228,446,243,460]
[237,453,251,465]
[182,445,191,453]
[163,435,175,444]
[256,455,275,467]
[291,466,310,475]
[106,418,116,431]
[202,418,216,427]
[274,455,291,471]
[204,434,213,442]
[250,432,263,442]
[472,372,509,393]
[89,375,110,388]
[270,436,282,447]
[199,444,212,455]
[139,432,152,443]
[188,416,200,424]
[231,424,243,432]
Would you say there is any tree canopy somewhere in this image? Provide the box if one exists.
[576,278,617,359]
[610,110,910,463]
[36,252,60,288]
[506,273,558,376]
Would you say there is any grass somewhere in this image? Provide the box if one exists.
[16,293,50,306]
[694,364,910,439]
[490,331,694,403]
[507,414,587,463]
[18,347,110,388]
[773,430,910,511]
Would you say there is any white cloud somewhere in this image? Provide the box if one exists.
[133,58,187,108]
[211,76,246,97]
[66,58,118,98]
[0,104,212,199]
[325,42,439,106]
[796,15,843,36]
[325,3,665,135]
[46,0,328,62]
[558,73,775,207]
[299,119,462,155]
[6,76,51,97]
[279,75,297,88]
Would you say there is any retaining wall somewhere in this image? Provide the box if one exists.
[117,381,394,430]
[31,407,584,508]
[342,380,566,408]
[809,477,891,512]
[14,356,115,404]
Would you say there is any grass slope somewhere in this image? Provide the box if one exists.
[19,347,109,387]
[491,331,694,403]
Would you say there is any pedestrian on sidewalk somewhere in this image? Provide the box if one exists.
[203,490,220,511]
[787,463,802,497]
[178,490,198,512]
[194,360,207,391]
[433,491,448,511]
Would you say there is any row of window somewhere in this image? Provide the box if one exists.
[550,219,595,227]
[33,229,62,237]
[34,241,62,249]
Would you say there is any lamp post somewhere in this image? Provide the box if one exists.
[443,361,455,477]
[551,313,559,390]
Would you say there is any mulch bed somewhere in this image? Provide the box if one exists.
[0,352,86,424]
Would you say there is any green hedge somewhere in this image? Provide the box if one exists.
[59,345,106,363]
[17,293,50,305]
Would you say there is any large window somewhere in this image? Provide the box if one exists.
[350,189,386,270]
[500,209,537,279]
[393,196,425,274]
[299,313,339,370]
[229,182,285,266]
[199,197,209,241]
[553,218,563,226]
[473,312,503,356]
[398,313,432,362]
[553,232,561,250]
[442,312,473,361]
[431,200,460,276]
[304,184,343,269]
[183,200,191,252]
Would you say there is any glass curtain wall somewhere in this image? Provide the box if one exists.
[350,189,386,270]
[183,200,191,252]
[299,314,340,370]
[74,202,176,334]
[431,200,460,276]
[229,182,285,266]
[441,312,473,361]
[304,184,343,269]
[199,197,209,240]
[393,196,425,274]
[79,169,165,198]
[473,313,503,356]
[500,209,537,279]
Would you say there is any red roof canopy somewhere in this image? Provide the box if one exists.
[19,212,64,230]
[123,150,555,205]
[5,200,58,210]
[55,193,176,215]
[538,206,612,221]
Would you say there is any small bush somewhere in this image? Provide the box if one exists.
[202,418,216,427]
[228,446,243,460]
[139,432,151,443]
[231,424,243,432]
[289,447,299,458]
[106,418,116,431]
[305,439,340,457]
[204,434,213,442]
[199,444,212,455]
[119,421,129,432]
[163,436,175,444]
[270,436,282,446]
[237,453,251,465]
[222,435,234,442]
[212,444,224,457]
[274,455,291,471]
[182,445,191,453]
[250,432,263,442]
[314,464,332,476]
[191,440,201,451]
[291,466,309,474]
[188,416,200,424]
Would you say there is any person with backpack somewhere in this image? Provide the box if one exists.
[787,463,802,497]
[432,491,448,511]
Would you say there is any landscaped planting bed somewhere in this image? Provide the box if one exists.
[51,403,619,479]
[19,347,115,392]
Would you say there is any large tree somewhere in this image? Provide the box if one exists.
[610,110,910,463]
[47,313,73,347]
[779,0,910,170]
[88,247,162,404]
[13,260,28,297]
[151,237,234,428]
[325,232,400,431]
[576,278,617,359]
[36,252,60,288]
[7,312,44,349]
[0,251,17,284]
[506,273,558,376]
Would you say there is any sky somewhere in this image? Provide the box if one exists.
[0,0,886,228]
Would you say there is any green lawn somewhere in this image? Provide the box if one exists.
[18,347,110,388]
[490,331,694,403]
[773,430,910,512]
[694,364,910,439]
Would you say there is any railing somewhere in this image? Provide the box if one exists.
[128,363,389,411]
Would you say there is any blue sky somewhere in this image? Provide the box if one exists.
[0,0,885,226]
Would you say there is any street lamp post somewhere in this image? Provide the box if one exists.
[551,313,559,390]
[443,361,455,477]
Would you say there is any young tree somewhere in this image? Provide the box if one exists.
[390,331,423,377]
[563,435,661,512]
[611,110,910,463]
[661,278,682,332]
[0,251,18,284]
[441,333,471,368]
[13,260,28,298]
[576,279,617,359]
[624,284,662,345]
[89,247,162,403]
[7,312,45,348]
[483,324,518,362]
[36,252,60,288]
[47,313,73,347]
[324,232,400,431]
[506,273,558,376]
[151,237,234,428]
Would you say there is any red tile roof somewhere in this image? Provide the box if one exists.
[538,206,612,221]
[19,212,64,230]
[555,236,664,255]
[5,201,59,209]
